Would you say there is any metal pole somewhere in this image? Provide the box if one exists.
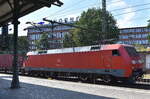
[11,0,20,89]
[43,18,99,33]
[102,0,107,44]
[51,22,54,49]
[2,24,9,50]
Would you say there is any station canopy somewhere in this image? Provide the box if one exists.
[0,0,63,26]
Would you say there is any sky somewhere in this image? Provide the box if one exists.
[12,0,150,36]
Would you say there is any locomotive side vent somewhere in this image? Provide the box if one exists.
[90,46,101,51]
[38,50,47,54]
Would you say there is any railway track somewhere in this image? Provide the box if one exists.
[44,75,150,90]
[1,71,150,90]
[136,79,150,85]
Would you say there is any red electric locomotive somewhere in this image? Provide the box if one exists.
[23,44,144,83]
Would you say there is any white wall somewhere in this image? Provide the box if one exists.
[146,54,150,69]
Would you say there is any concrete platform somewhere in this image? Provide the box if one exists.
[0,74,150,99]
[0,74,114,99]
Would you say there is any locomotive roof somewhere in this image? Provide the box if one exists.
[27,44,132,55]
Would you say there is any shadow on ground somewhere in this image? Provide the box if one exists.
[0,76,115,99]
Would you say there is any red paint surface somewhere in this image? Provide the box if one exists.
[0,54,23,69]
[24,44,143,77]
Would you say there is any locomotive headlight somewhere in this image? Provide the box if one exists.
[132,60,136,64]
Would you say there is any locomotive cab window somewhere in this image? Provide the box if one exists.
[112,50,120,56]
[125,47,139,57]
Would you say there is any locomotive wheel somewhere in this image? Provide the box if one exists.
[102,75,116,83]
[103,76,111,83]
[79,74,96,83]
[79,76,89,83]
[80,76,88,81]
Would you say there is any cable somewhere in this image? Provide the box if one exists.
[114,7,150,16]
[34,7,149,25]
[122,16,150,22]
[110,2,150,12]
[43,18,120,44]
[36,0,150,19]
[107,0,122,5]
[50,3,99,19]
[45,1,99,19]
[26,1,149,33]
[47,0,91,18]
[27,7,150,37]
[32,2,99,22]
[51,0,100,16]
[27,6,150,24]
[31,1,99,22]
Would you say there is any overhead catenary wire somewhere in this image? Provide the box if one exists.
[43,18,100,33]
[50,0,87,14]
[45,2,99,19]
[26,0,150,34]
[32,2,99,22]
[106,0,122,5]
[45,0,94,18]
[123,16,150,22]
[50,1,150,24]
[46,1,150,20]
[114,7,150,16]
[27,16,149,45]
[43,18,119,44]
[31,0,150,44]
[31,0,150,23]
[110,2,150,12]
[45,0,101,19]
[31,1,99,22]
[52,0,122,14]
[49,0,121,18]
[50,4,99,19]
[33,10,149,23]
[41,0,150,43]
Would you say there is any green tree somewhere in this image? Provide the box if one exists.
[0,34,12,51]
[18,36,29,54]
[0,35,29,54]
[35,33,49,50]
[134,44,146,52]
[63,32,76,48]
[63,34,72,47]
[63,8,119,47]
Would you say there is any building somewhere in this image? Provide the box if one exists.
[27,17,80,50]
[27,23,74,50]
[139,51,150,73]
[119,26,150,46]
[27,24,150,51]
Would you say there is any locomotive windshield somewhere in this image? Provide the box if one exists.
[125,47,139,57]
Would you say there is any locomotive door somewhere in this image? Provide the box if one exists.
[102,51,112,72]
